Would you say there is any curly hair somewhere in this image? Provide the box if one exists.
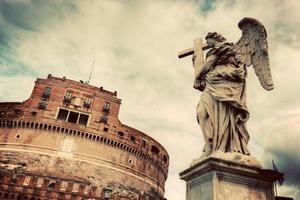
[205,32,226,42]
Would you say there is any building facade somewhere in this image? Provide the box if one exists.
[0,75,169,200]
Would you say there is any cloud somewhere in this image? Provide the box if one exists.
[256,114,300,198]
[0,75,34,102]
[0,0,300,199]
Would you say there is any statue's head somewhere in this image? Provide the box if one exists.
[205,32,226,47]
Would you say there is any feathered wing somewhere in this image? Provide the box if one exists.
[233,17,274,91]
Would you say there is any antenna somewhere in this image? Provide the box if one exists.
[86,59,95,84]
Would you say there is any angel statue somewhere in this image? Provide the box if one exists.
[178,17,274,158]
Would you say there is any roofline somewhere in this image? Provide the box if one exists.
[121,123,169,157]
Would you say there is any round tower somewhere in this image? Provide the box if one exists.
[0,74,169,200]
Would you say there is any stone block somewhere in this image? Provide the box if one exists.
[180,157,283,200]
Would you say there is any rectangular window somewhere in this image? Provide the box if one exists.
[104,188,112,199]
[85,97,92,104]
[42,87,52,98]
[68,111,79,123]
[64,91,72,103]
[100,114,108,124]
[84,97,92,108]
[103,102,110,113]
[23,176,31,186]
[78,114,89,126]
[65,91,72,99]
[60,181,68,191]
[141,139,147,148]
[14,109,21,114]
[57,109,68,121]
[38,101,47,109]
[84,185,91,194]
[36,177,44,187]
[72,183,80,193]
[56,108,89,126]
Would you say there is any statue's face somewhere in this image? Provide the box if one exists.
[206,38,217,47]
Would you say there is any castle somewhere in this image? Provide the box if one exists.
[0,74,169,200]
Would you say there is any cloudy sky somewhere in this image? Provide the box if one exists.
[0,0,299,199]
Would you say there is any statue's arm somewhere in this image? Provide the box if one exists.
[195,54,217,80]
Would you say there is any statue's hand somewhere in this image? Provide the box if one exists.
[193,79,206,91]
[193,79,201,89]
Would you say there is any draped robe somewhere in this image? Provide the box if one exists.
[197,43,250,155]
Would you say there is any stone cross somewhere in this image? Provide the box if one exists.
[178,38,209,59]
[178,38,210,78]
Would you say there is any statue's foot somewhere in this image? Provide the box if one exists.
[190,150,262,168]
[209,151,263,168]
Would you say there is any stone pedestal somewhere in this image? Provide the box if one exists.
[179,156,283,200]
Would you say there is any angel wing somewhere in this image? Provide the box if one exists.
[233,17,274,91]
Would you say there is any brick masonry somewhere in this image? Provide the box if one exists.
[0,74,169,200]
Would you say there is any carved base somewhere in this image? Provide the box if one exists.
[180,156,283,200]
[190,151,263,168]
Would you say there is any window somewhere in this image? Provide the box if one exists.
[84,185,91,195]
[0,111,6,117]
[78,114,89,125]
[103,188,112,199]
[84,97,92,108]
[47,182,56,190]
[36,177,44,187]
[118,131,124,137]
[72,183,80,193]
[64,91,72,103]
[100,114,108,124]
[103,102,110,113]
[130,136,136,142]
[11,174,17,183]
[100,102,110,123]
[103,127,109,132]
[163,155,168,163]
[57,109,68,121]
[38,101,47,109]
[67,111,79,123]
[56,108,89,126]
[14,109,21,114]
[141,139,147,148]
[42,87,51,98]
[151,145,160,155]
[60,181,68,191]
[23,176,31,186]
[15,134,21,140]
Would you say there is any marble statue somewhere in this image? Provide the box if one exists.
[178,17,274,158]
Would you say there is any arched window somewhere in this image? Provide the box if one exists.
[151,145,160,155]
[48,182,56,190]
[163,155,168,163]
[118,131,124,137]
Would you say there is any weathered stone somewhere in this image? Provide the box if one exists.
[178,17,274,157]
[180,157,283,200]
[0,75,169,199]
[190,151,262,168]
